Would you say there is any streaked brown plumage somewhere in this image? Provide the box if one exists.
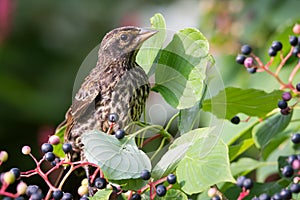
[57,26,157,160]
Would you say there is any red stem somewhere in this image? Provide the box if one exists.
[141,134,162,148]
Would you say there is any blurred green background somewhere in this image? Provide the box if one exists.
[0,0,299,192]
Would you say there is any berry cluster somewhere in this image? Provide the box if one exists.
[129,169,177,199]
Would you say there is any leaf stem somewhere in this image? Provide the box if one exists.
[151,137,167,160]
[165,112,179,132]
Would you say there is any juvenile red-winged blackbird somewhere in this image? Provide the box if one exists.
[57,26,157,160]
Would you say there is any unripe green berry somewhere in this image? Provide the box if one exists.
[3,171,15,184]
[78,185,89,196]
[0,151,8,162]
[22,146,31,155]
[17,181,28,195]
[81,178,89,186]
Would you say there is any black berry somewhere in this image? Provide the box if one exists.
[268,47,277,57]
[236,54,246,65]
[247,67,257,74]
[296,83,300,91]
[108,113,119,123]
[281,165,294,177]
[258,193,270,200]
[131,193,141,200]
[167,174,176,184]
[289,36,298,46]
[282,92,292,101]
[242,178,253,189]
[140,169,151,180]
[230,116,240,125]
[10,167,20,179]
[62,143,73,153]
[236,176,246,188]
[293,46,300,57]
[290,183,300,193]
[211,196,221,200]
[241,44,252,55]
[80,197,89,200]
[115,129,125,139]
[292,133,300,144]
[156,185,167,197]
[251,198,259,200]
[45,152,56,162]
[271,41,283,51]
[94,177,107,189]
[52,190,63,200]
[287,154,297,164]
[278,100,288,109]
[26,185,40,196]
[280,188,292,200]
[271,193,281,200]
[31,193,43,200]
[62,192,73,200]
[41,143,53,153]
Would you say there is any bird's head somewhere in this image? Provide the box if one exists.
[100,26,158,59]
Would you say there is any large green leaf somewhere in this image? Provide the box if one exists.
[252,112,293,149]
[156,189,188,200]
[152,28,210,109]
[202,87,282,120]
[229,139,254,161]
[152,128,210,179]
[89,189,113,200]
[81,131,151,180]
[136,13,166,75]
[230,157,273,176]
[176,135,235,195]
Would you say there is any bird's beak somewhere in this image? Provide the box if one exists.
[138,28,158,43]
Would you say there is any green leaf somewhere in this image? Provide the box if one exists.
[176,136,235,195]
[202,87,282,120]
[52,125,66,158]
[110,178,147,191]
[230,157,273,176]
[229,139,254,161]
[252,112,293,149]
[89,189,113,200]
[152,128,210,179]
[136,13,166,75]
[152,28,210,109]
[81,130,151,180]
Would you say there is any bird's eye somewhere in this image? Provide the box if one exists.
[120,34,128,41]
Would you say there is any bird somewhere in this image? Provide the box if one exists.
[56,26,157,161]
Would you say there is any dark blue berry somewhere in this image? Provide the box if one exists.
[251,198,259,200]
[62,143,73,153]
[211,196,221,200]
[282,92,292,101]
[280,188,292,200]
[236,54,246,65]
[296,83,300,91]
[242,178,253,189]
[167,174,176,184]
[41,143,53,153]
[278,100,288,109]
[271,193,281,200]
[236,176,246,188]
[241,44,252,55]
[292,133,300,144]
[52,190,63,200]
[247,67,257,74]
[115,129,125,139]
[26,185,40,196]
[290,183,300,193]
[15,197,25,200]
[282,165,294,177]
[94,177,107,189]
[290,36,298,46]
[10,167,20,179]
[230,116,240,125]
[140,169,151,180]
[287,155,297,165]
[268,47,277,56]
[80,197,89,200]
[271,41,283,51]
[62,192,73,200]
[293,46,300,57]
[131,193,141,200]
[31,193,43,200]
[156,185,167,197]
[108,113,119,122]
[45,152,56,162]
[258,193,270,200]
